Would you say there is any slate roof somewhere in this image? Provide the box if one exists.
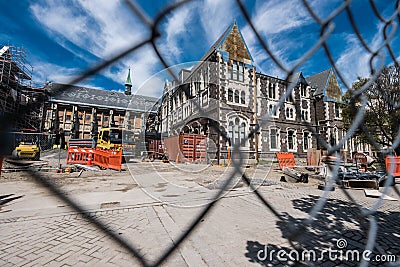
[306,68,331,96]
[46,83,158,112]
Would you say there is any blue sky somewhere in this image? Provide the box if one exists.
[1,0,398,97]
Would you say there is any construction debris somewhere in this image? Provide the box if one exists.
[364,189,398,201]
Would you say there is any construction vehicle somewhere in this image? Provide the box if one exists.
[96,128,137,158]
[12,142,40,160]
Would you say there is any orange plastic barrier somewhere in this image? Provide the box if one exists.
[385,156,400,177]
[93,148,122,171]
[276,152,296,170]
[67,147,94,165]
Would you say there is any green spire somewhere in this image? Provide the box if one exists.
[125,68,132,86]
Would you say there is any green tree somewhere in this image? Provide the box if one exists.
[342,65,400,155]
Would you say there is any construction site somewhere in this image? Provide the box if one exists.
[0,40,399,266]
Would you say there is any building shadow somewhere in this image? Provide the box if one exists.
[245,195,400,266]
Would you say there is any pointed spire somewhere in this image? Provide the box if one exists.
[125,68,132,95]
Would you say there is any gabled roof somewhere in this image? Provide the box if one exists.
[185,21,254,83]
[306,68,342,101]
[46,83,158,112]
[306,69,331,96]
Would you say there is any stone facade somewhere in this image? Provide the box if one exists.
[159,22,349,162]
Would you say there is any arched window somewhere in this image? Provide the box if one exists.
[241,91,246,104]
[228,89,233,102]
[234,90,240,103]
[240,122,246,147]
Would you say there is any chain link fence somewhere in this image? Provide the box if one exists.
[2,0,400,266]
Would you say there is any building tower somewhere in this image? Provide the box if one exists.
[125,68,132,95]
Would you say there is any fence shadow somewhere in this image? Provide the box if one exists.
[245,194,400,266]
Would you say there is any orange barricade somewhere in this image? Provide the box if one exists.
[67,147,94,165]
[93,148,122,171]
[385,156,400,177]
[276,152,296,170]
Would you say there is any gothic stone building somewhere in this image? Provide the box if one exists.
[159,22,347,162]
[43,78,158,142]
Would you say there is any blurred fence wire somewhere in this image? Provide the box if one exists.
[2,0,400,266]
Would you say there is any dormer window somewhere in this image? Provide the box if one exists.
[335,102,341,118]
[268,82,276,99]
[300,84,307,97]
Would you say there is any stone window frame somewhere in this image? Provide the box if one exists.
[269,126,280,151]
[285,107,295,120]
[268,82,277,99]
[227,114,249,148]
[302,130,312,152]
[286,128,297,152]
[227,88,247,107]
[228,60,245,82]
[301,109,310,122]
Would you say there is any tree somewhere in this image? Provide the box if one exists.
[342,65,400,155]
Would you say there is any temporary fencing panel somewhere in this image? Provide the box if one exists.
[385,156,400,177]
[276,152,296,169]
[164,135,181,162]
[164,134,207,163]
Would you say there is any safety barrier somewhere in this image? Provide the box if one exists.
[276,152,296,170]
[93,148,123,171]
[66,147,94,165]
[66,147,122,170]
[385,156,400,177]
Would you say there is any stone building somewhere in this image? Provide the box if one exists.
[159,22,349,162]
[43,75,158,142]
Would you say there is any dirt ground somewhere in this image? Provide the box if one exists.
[0,148,324,193]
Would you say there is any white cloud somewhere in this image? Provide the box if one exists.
[162,5,193,63]
[251,0,312,35]
[29,0,165,96]
[31,60,80,84]
[336,21,389,86]
[199,0,235,44]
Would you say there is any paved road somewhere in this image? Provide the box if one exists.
[0,163,399,266]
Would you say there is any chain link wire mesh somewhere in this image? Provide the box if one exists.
[2,0,400,266]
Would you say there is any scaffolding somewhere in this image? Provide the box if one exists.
[0,43,45,130]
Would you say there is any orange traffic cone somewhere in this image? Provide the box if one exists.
[175,153,179,163]
[87,152,93,166]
